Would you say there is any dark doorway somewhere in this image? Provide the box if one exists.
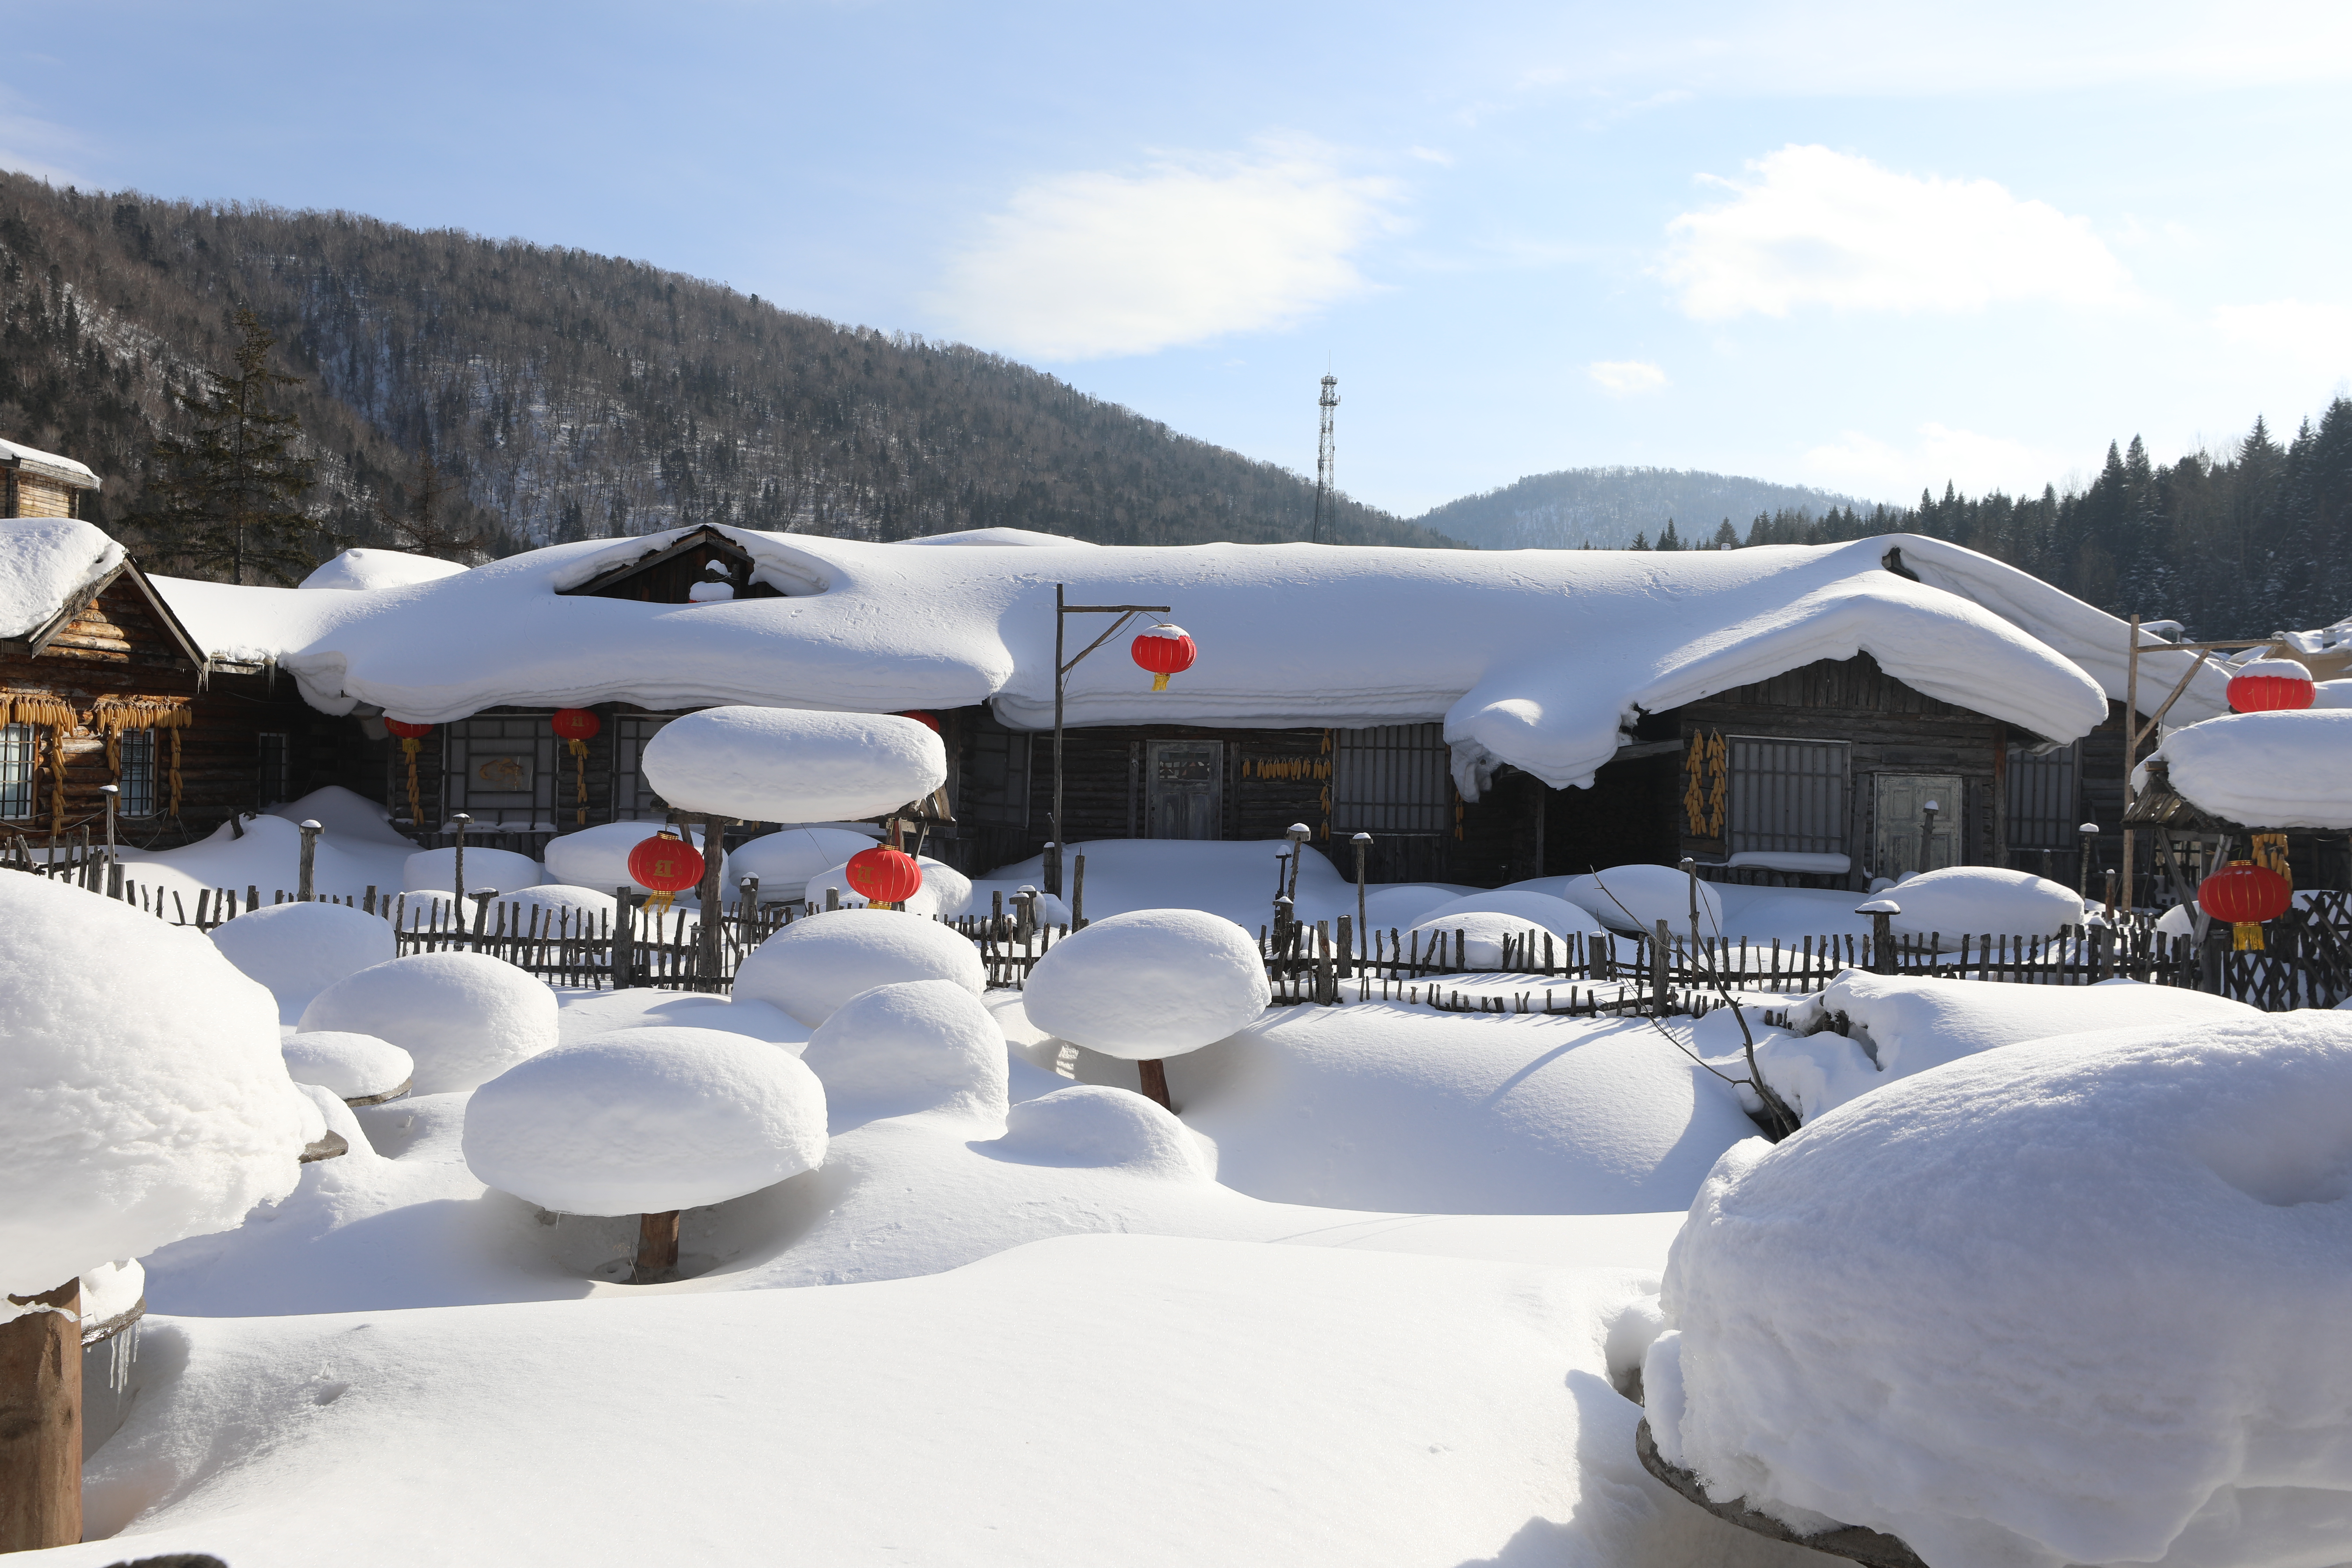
[1542,753,1680,874]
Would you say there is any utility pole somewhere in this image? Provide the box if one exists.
[1311,373,1339,542]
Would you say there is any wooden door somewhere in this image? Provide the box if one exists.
[1873,773,1962,880]
[1147,740,1222,840]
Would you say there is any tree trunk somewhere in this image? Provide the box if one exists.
[0,1279,81,1552]
[1137,1059,1172,1111]
[633,1212,681,1285]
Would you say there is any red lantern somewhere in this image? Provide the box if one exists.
[384,719,432,739]
[897,710,942,735]
[628,832,706,913]
[1131,624,1197,692]
[551,708,601,741]
[2199,860,2292,952]
[846,845,924,906]
[2226,663,2316,714]
[551,709,600,825]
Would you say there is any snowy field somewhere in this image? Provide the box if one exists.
[14,791,2352,1567]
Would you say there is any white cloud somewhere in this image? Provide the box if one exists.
[1802,422,2074,501]
[1662,146,2135,321]
[1588,359,1668,397]
[2214,299,2352,386]
[927,144,1400,360]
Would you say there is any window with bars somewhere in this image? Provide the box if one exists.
[608,715,673,822]
[442,715,558,828]
[2005,742,2080,849]
[118,729,158,818]
[1330,723,1452,835]
[258,732,291,810]
[0,724,33,819]
[1726,737,1850,861]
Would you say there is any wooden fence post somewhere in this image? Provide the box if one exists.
[612,886,636,990]
[298,818,322,901]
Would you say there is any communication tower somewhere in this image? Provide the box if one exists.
[1311,373,1340,542]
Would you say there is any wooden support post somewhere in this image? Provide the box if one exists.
[1868,906,1896,974]
[298,818,322,902]
[633,1211,681,1284]
[1336,914,1353,981]
[1653,919,1672,1017]
[693,816,730,988]
[0,1278,80,1552]
[612,886,636,990]
[1072,853,1087,930]
[1137,1058,1172,1111]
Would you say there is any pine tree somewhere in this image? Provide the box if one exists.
[1656,519,1683,550]
[1712,518,1739,548]
[131,308,322,584]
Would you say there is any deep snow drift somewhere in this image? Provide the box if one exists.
[1646,1011,2352,1568]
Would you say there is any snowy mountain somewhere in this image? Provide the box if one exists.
[1415,467,1877,551]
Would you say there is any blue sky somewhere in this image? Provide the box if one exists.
[8,1,2350,516]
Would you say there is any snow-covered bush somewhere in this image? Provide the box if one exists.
[805,853,971,916]
[1876,864,2084,940]
[1418,889,1603,939]
[1021,909,1268,1061]
[640,706,946,822]
[0,874,314,1303]
[986,1085,1208,1179]
[1545,866,1724,937]
[1407,909,1578,970]
[402,845,543,896]
[462,1027,827,1215]
[730,826,886,901]
[800,979,1007,1125]
[209,898,398,1023]
[281,1031,414,1102]
[1645,1011,2352,1567]
[298,951,558,1093]
[541,822,723,897]
[1406,890,1603,967]
[1358,883,1467,931]
[733,908,985,1027]
[1761,972,2254,1122]
[484,885,620,925]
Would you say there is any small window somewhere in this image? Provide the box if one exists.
[118,729,158,818]
[0,724,33,819]
[258,732,290,808]
[1331,723,1451,835]
[1727,737,1851,861]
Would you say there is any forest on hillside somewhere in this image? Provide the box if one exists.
[0,172,1452,572]
[1415,466,1869,551]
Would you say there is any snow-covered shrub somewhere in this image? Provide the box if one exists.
[0,874,314,1302]
[209,898,398,1023]
[1022,909,1268,1061]
[1645,1011,2352,1567]
[1407,909,1580,970]
[1548,866,1724,936]
[402,845,543,896]
[485,885,620,925]
[804,853,971,917]
[1761,972,2254,1122]
[1418,889,1602,939]
[640,706,946,822]
[733,908,985,1027]
[462,1027,826,1215]
[1358,883,1467,931]
[298,951,558,1093]
[541,822,723,897]
[985,1085,1208,1179]
[800,979,1007,1125]
[281,1031,414,1102]
[730,826,886,901]
[1872,864,2084,940]
[1406,890,1603,967]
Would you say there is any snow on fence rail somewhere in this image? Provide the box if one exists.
[9,855,2348,1013]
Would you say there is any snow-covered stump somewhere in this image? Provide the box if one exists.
[1022,909,1269,1111]
[0,1278,78,1552]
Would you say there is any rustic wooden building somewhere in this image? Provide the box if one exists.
[1,438,98,520]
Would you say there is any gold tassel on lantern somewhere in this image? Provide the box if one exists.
[2232,921,2264,952]
[401,738,423,825]
[569,737,590,825]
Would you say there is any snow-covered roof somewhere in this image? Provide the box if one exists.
[0,517,126,641]
[150,528,2123,797]
[0,436,100,490]
[2151,708,2352,830]
[299,549,472,592]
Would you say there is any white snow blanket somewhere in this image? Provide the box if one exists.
[1518,867,1724,936]
[730,825,886,900]
[463,1028,826,1216]
[641,706,947,822]
[1763,972,2256,1122]
[0,516,124,638]
[2156,708,2352,829]
[805,852,971,917]
[280,1032,412,1102]
[0,875,311,1304]
[1649,1011,2352,1568]
[298,952,558,1093]
[146,530,2123,798]
[209,900,397,1023]
[734,908,986,1026]
[1876,864,2085,939]
[1023,909,1269,1060]
[299,549,469,592]
[802,979,1008,1127]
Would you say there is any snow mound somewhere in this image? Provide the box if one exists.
[800,979,1008,1126]
[462,1027,827,1216]
[403,845,543,895]
[1022,909,1269,1061]
[985,1085,1208,1179]
[1408,909,1582,970]
[264,784,416,845]
[1877,864,2084,939]
[208,899,397,1023]
[0,516,122,639]
[1547,866,1723,936]
[2158,708,2352,830]
[298,951,559,1093]
[902,526,1094,547]
[806,852,971,917]
[1645,1011,2352,1568]
[0,874,310,1302]
[640,706,946,822]
[1408,890,1604,966]
[1359,883,1473,932]
[730,825,884,901]
[734,909,985,1027]
[2314,679,2352,710]
[1763,972,2256,1122]
[482,885,618,926]
[280,1031,413,1101]
[541,821,722,897]
[298,549,469,592]
[556,989,809,1050]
